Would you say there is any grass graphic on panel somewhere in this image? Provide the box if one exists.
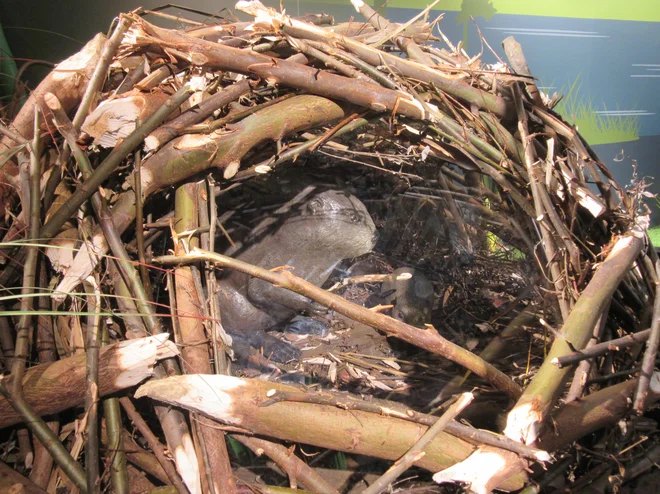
[552,74,640,145]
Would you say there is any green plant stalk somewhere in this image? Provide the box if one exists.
[84,280,102,494]
[40,84,193,240]
[102,328,129,494]
[72,16,134,131]
[47,93,200,491]
[505,232,645,444]
[9,107,42,391]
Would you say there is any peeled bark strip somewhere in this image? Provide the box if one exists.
[0,334,176,429]
[0,33,106,218]
[135,374,527,491]
[433,446,527,494]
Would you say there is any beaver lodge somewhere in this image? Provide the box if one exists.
[0,2,657,493]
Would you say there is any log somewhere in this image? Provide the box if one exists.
[0,460,48,493]
[135,375,527,491]
[0,334,177,429]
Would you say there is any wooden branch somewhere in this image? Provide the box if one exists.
[0,460,48,494]
[140,94,346,190]
[232,435,339,494]
[235,0,512,118]
[122,15,427,120]
[0,334,177,429]
[0,34,106,218]
[154,248,522,399]
[552,328,651,368]
[53,94,346,297]
[119,398,189,494]
[634,257,660,413]
[135,375,527,491]
[504,231,646,445]
[173,183,236,494]
[539,373,660,452]
[144,79,252,153]
[365,393,473,494]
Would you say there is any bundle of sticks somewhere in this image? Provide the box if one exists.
[0,2,657,493]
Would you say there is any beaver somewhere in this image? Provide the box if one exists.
[217,186,378,362]
[379,267,434,328]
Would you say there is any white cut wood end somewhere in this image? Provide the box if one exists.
[135,374,247,426]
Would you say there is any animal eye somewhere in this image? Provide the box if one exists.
[308,198,323,212]
[349,212,359,223]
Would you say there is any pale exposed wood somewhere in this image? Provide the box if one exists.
[81,88,171,147]
[135,374,527,492]
[0,33,106,218]
[0,334,177,429]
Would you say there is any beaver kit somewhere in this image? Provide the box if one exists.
[0,2,657,493]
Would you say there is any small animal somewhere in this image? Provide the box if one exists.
[380,267,434,327]
[217,186,378,362]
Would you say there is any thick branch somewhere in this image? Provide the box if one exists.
[135,374,527,492]
[0,335,176,429]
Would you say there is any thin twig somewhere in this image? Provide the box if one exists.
[362,393,473,494]
[552,327,651,368]
[119,398,190,494]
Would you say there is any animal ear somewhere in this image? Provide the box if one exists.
[307,197,324,213]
